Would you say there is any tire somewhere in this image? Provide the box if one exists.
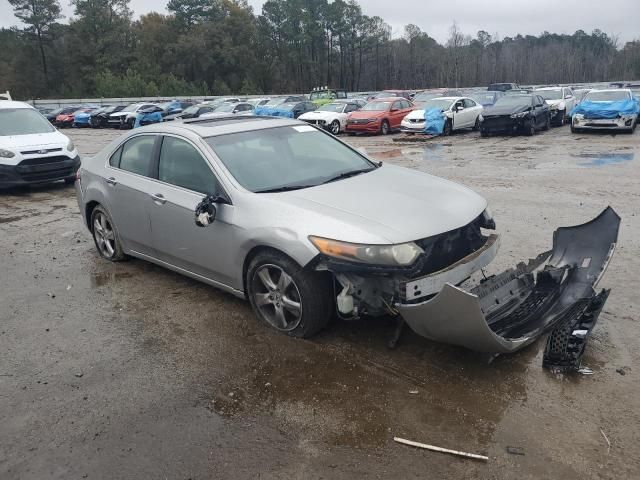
[480,129,489,138]
[542,114,551,131]
[246,250,333,338]
[442,119,452,136]
[525,119,536,136]
[472,116,480,131]
[380,120,390,135]
[90,205,127,262]
[329,120,340,135]
[570,124,581,134]
[555,110,566,126]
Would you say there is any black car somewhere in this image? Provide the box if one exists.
[45,106,78,123]
[89,105,126,128]
[488,83,519,92]
[480,94,550,136]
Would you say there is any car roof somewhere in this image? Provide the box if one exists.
[0,101,34,110]
[588,88,632,93]
[132,116,303,138]
[369,97,403,102]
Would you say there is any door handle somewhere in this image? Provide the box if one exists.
[106,177,117,186]
[150,193,167,205]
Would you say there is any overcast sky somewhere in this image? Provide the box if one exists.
[0,0,637,45]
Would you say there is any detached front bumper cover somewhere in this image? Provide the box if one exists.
[397,207,620,365]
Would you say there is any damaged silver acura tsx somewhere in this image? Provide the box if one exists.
[76,116,619,367]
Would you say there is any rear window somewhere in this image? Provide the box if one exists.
[0,108,55,135]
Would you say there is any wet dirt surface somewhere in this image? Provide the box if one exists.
[1,125,639,479]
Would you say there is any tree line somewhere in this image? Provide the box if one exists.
[1,0,639,100]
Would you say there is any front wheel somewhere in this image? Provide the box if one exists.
[542,114,551,131]
[329,120,341,135]
[525,119,536,136]
[555,110,566,126]
[442,119,452,136]
[246,250,332,338]
[472,116,480,131]
[380,120,390,135]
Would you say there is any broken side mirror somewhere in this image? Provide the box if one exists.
[195,194,228,227]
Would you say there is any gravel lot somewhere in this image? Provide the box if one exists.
[1,124,639,479]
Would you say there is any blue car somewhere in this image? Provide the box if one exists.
[74,106,110,127]
[135,101,194,128]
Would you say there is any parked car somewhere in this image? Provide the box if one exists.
[171,103,216,120]
[45,106,79,124]
[401,97,483,135]
[56,107,97,128]
[534,87,576,126]
[346,98,413,135]
[136,101,194,127]
[89,105,126,128]
[74,106,111,128]
[0,101,80,188]
[571,89,639,134]
[309,87,348,107]
[74,116,618,360]
[469,90,505,107]
[247,98,271,108]
[108,103,157,129]
[410,90,446,107]
[255,100,317,119]
[479,94,551,136]
[199,102,255,118]
[488,83,519,92]
[298,100,363,134]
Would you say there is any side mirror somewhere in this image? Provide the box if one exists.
[455,105,463,112]
[195,194,227,227]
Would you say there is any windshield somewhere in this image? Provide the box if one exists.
[214,104,237,113]
[536,90,563,100]
[310,91,334,100]
[470,92,497,103]
[584,91,631,102]
[122,103,139,112]
[361,101,391,111]
[422,99,453,111]
[412,92,442,102]
[0,108,56,135]
[183,105,201,115]
[318,103,346,113]
[493,95,531,107]
[264,98,286,107]
[206,126,375,193]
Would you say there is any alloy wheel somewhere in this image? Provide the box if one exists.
[251,264,303,332]
[330,120,340,135]
[93,211,116,258]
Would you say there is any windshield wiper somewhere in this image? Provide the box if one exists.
[322,167,376,185]
[255,185,316,193]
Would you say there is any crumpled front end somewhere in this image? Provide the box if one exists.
[397,207,620,359]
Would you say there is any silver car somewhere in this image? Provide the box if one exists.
[76,117,618,364]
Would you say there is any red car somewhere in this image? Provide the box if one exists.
[345,97,414,135]
[55,107,94,128]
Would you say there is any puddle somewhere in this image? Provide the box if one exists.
[90,271,134,287]
[573,152,635,167]
[368,144,449,164]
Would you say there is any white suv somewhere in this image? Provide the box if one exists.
[0,101,80,188]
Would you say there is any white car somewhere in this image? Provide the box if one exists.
[534,87,576,125]
[571,89,638,133]
[108,102,157,129]
[401,97,483,135]
[0,101,80,188]
[298,100,363,134]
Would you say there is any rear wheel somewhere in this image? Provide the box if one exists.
[380,120,390,135]
[91,206,126,262]
[246,250,333,338]
[329,120,340,135]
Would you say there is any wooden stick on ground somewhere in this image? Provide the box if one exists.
[394,437,489,462]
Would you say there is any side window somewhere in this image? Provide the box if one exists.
[345,104,357,113]
[118,136,156,176]
[337,91,347,99]
[464,99,476,108]
[159,136,219,194]
[201,107,213,114]
[109,146,123,168]
[392,101,401,110]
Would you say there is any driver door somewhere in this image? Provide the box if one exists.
[147,135,237,287]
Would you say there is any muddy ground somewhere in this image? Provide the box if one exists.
[1,124,639,479]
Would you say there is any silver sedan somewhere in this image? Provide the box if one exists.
[76,117,618,361]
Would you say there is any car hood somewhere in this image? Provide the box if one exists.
[109,111,130,118]
[275,164,487,244]
[0,131,68,151]
[483,104,529,116]
[349,110,386,119]
[299,111,343,121]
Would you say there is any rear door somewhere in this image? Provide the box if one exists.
[104,134,159,255]
[147,135,237,287]
[389,100,405,128]
[463,98,481,127]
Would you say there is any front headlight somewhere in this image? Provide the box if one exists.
[67,140,75,152]
[0,148,15,158]
[510,112,528,119]
[309,236,423,267]
[367,118,379,123]
[575,114,584,119]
